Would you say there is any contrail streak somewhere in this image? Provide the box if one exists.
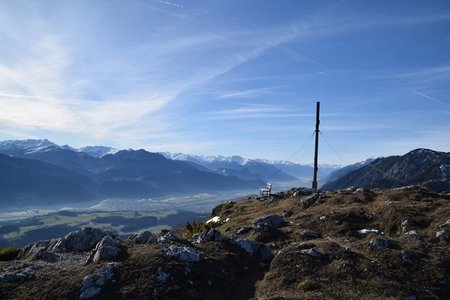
[411,89,447,106]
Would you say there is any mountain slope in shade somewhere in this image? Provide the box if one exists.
[322,149,450,192]
[0,154,97,206]
[325,158,376,184]
[97,150,264,198]
[0,143,264,207]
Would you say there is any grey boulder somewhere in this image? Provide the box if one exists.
[369,237,392,250]
[252,214,285,228]
[158,232,180,244]
[301,193,319,208]
[230,238,272,262]
[87,236,123,264]
[191,229,225,244]
[129,231,156,244]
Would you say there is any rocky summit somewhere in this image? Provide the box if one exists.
[1,186,449,299]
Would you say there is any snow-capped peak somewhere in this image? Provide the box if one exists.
[77,146,119,157]
[0,139,58,154]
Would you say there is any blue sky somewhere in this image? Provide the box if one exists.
[0,0,449,164]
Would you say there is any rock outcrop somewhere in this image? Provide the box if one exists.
[162,245,200,262]
[230,237,272,262]
[86,236,124,264]
[80,262,122,299]
[52,227,111,253]
[17,227,111,261]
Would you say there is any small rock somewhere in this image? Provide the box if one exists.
[436,220,450,240]
[369,237,391,250]
[253,214,285,228]
[404,230,422,240]
[192,229,224,244]
[439,219,450,229]
[158,232,180,244]
[128,231,156,244]
[299,229,319,239]
[300,248,322,258]
[95,263,119,286]
[319,216,326,220]
[401,219,409,231]
[162,245,200,262]
[302,194,319,208]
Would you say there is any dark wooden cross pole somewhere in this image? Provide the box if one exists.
[312,101,320,192]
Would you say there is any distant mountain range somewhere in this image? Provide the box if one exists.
[1,139,447,206]
[322,149,450,192]
[0,140,265,207]
[0,139,118,158]
[160,152,339,184]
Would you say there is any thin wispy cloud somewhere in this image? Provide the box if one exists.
[0,1,449,162]
[411,89,448,106]
[217,86,291,99]
[153,0,184,9]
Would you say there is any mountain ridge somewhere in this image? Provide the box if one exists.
[322,148,450,192]
[0,141,265,207]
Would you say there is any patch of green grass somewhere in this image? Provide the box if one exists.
[222,202,234,210]
[184,221,214,239]
[0,247,20,261]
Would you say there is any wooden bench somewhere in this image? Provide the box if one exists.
[260,183,272,196]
